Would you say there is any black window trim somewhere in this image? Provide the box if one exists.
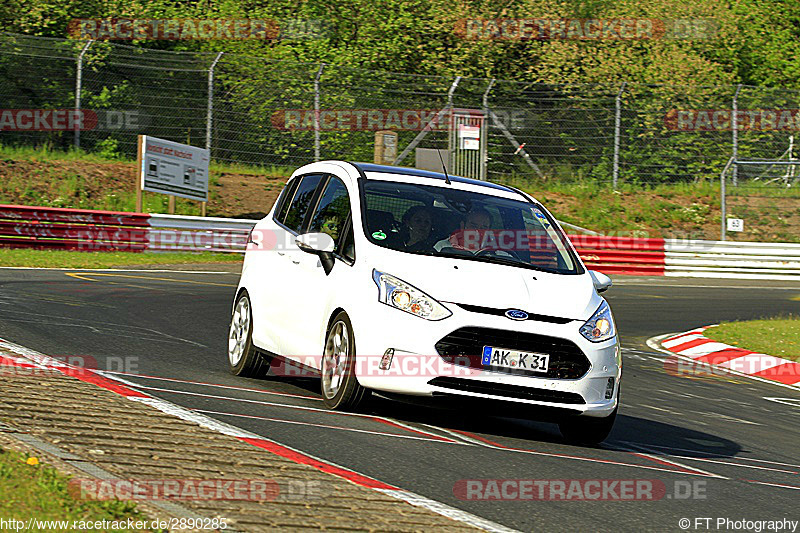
[273,177,300,225]
[273,172,328,235]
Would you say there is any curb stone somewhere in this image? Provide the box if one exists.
[657,326,800,387]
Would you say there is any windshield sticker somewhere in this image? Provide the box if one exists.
[372,230,387,240]
[532,208,551,228]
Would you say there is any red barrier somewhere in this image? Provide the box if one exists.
[567,234,665,276]
[0,204,150,251]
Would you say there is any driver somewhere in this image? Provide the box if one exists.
[434,207,492,252]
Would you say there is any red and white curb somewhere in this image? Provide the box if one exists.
[648,326,800,388]
[0,338,515,533]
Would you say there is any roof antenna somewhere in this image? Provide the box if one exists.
[437,149,452,185]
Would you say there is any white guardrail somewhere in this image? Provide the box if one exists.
[665,239,800,280]
[147,214,257,253]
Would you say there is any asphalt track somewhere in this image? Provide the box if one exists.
[1,267,800,532]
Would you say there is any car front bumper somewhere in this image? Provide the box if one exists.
[352,301,621,418]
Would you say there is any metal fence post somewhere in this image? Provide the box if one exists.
[206,52,224,153]
[314,63,326,162]
[74,40,93,149]
[720,156,734,241]
[612,82,626,190]
[732,84,742,187]
[480,79,495,181]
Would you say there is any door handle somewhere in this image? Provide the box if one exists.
[276,251,286,256]
[291,260,300,265]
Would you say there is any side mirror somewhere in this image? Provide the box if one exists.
[589,270,612,293]
[295,233,336,275]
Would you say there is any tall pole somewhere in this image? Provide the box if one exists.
[314,63,326,162]
[732,84,742,187]
[74,40,93,149]
[206,52,224,152]
[612,82,626,190]
[480,79,495,181]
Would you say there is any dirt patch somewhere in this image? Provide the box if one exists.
[0,158,286,218]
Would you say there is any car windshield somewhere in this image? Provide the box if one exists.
[361,179,583,275]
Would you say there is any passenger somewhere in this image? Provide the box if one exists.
[398,205,436,252]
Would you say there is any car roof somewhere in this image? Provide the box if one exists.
[348,162,520,194]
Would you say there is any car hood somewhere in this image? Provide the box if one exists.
[372,250,602,321]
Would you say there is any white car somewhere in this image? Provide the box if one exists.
[228,161,621,444]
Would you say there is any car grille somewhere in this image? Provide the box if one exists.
[428,377,586,404]
[435,326,591,379]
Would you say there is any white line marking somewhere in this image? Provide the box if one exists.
[121,382,454,442]
[628,443,800,469]
[195,409,463,444]
[744,479,800,491]
[431,427,718,477]
[97,370,321,401]
[621,445,728,479]
[375,489,519,533]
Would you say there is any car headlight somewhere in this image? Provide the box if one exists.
[579,301,616,342]
[372,270,451,320]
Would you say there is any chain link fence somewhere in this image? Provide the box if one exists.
[2,32,800,239]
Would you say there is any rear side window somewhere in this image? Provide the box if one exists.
[274,178,299,224]
[283,174,324,233]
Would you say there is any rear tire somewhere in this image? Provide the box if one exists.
[558,405,617,446]
[228,290,269,377]
[321,311,369,410]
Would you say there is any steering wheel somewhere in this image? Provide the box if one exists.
[475,248,524,261]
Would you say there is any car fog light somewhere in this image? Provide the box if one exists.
[380,349,394,370]
[605,377,615,400]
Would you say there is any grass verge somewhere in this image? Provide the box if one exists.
[703,316,800,362]
[0,447,160,532]
[0,248,242,268]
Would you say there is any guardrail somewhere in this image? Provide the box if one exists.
[665,239,800,280]
[3,205,800,280]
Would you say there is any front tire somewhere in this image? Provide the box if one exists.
[558,405,617,446]
[228,290,269,377]
[321,312,368,410]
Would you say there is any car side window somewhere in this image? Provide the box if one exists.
[274,178,299,224]
[308,177,351,247]
[283,174,324,233]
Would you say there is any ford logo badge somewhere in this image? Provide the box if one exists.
[505,309,528,321]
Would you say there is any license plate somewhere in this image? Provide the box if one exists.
[482,346,549,373]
